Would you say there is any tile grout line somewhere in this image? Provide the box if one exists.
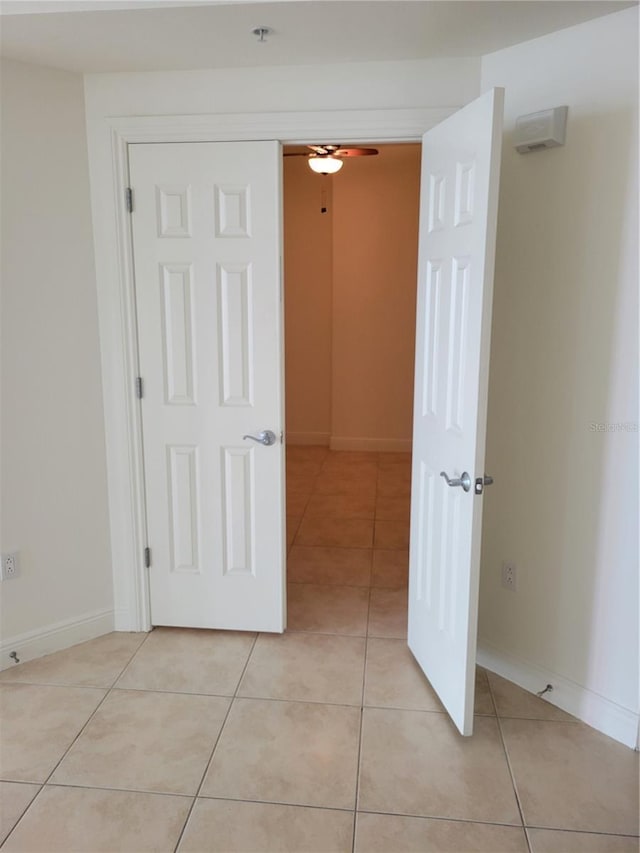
[355,808,532,829]
[487,675,532,853]
[288,453,326,548]
[171,632,260,853]
[109,629,154,688]
[0,631,155,849]
[350,460,382,853]
[288,579,406,590]
[290,543,407,553]
[0,783,44,849]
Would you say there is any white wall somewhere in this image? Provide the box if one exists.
[479,7,639,745]
[0,58,113,663]
[84,57,479,118]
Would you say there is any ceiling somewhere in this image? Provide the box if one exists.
[0,0,634,74]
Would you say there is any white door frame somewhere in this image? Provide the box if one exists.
[93,106,456,631]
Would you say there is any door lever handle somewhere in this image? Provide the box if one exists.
[243,430,277,446]
[440,470,472,492]
[474,474,494,495]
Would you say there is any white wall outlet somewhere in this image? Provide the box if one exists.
[1,552,20,581]
[501,561,517,591]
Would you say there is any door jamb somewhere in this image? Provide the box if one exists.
[97,107,456,631]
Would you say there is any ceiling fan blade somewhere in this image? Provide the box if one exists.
[307,145,333,155]
[335,148,379,157]
[283,152,311,157]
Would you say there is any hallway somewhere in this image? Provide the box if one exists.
[286,445,411,640]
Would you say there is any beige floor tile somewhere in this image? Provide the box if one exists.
[377,452,412,467]
[0,782,40,844]
[286,446,329,464]
[528,828,640,852]
[179,798,353,853]
[487,672,577,722]
[375,495,411,522]
[116,627,255,695]
[287,516,302,547]
[318,462,379,481]
[287,471,318,492]
[500,718,639,835]
[355,812,528,852]
[314,472,378,499]
[202,698,360,809]
[364,638,443,712]
[239,632,365,705]
[288,546,372,587]
[371,549,408,588]
[323,451,380,466]
[51,689,229,795]
[0,633,146,688]
[475,667,497,715]
[364,643,494,717]
[368,588,407,638]
[288,583,370,636]
[358,708,521,824]
[2,785,191,853]
[286,490,311,515]
[286,457,326,477]
[376,470,411,498]
[305,493,376,519]
[295,516,374,548]
[0,684,106,782]
[374,520,410,549]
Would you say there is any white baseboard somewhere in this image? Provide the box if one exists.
[477,638,639,749]
[286,432,330,446]
[329,436,412,452]
[0,608,115,672]
[114,607,135,632]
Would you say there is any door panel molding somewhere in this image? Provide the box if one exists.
[92,106,457,631]
[408,89,504,735]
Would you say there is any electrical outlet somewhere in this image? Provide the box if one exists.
[501,561,517,591]
[1,552,20,581]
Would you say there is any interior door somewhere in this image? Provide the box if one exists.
[129,141,285,632]
[408,88,504,735]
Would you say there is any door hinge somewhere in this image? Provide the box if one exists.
[135,377,144,399]
[125,187,134,213]
[144,547,151,568]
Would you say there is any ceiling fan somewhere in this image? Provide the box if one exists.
[285,144,379,174]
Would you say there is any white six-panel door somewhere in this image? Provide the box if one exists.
[129,141,285,632]
[409,89,504,735]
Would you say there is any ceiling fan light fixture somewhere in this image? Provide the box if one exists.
[308,155,343,175]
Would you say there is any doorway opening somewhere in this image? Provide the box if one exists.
[282,142,422,634]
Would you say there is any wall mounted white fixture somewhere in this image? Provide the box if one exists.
[514,106,568,153]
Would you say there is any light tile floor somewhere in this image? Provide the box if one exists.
[0,448,638,852]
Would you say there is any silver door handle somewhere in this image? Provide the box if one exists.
[243,430,276,446]
[440,470,472,492]
[475,474,494,495]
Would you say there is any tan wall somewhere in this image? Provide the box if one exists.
[331,144,420,450]
[283,156,333,443]
[284,144,421,450]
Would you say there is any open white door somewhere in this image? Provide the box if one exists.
[129,141,285,632]
[408,89,504,735]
